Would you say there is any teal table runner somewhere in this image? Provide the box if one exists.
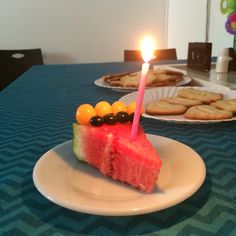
[0,62,235,235]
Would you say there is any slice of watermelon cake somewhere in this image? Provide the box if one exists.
[73,122,162,193]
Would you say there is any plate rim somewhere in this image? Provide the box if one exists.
[33,134,206,216]
[120,86,236,123]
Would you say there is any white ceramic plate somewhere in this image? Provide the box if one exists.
[33,134,206,216]
[94,76,192,92]
[120,86,236,123]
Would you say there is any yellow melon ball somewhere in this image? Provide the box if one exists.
[112,101,127,115]
[76,104,96,125]
[95,101,112,117]
[127,101,144,115]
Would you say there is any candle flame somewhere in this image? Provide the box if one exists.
[140,36,155,62]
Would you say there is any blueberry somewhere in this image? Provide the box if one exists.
[90,116,104,127]
[129,113,134,122]
[129,113,142,122]
[116,111,130,123]
[103,113,117,125]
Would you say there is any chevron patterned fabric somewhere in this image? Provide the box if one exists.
[0,63,236,236]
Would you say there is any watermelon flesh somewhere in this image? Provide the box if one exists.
[73,122,162,193]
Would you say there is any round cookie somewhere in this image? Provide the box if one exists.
[177,88,223,104]
[145,101,187,115]
[160,96,203,107]
[184,105,233,120]
[210,99,236,113]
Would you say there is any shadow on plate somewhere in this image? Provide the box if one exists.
[21,169,212,235]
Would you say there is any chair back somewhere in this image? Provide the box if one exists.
[124,48,177,62]
[0,48,43,91]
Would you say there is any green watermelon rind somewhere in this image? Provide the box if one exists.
[72,123,86,162]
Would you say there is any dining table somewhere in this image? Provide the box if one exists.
[0,61,236,236]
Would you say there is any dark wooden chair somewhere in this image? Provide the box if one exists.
[0,48,43,91]
[124,48,177,62]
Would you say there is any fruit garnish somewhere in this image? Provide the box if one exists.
[103,113,117,125]
[129,113,134,122]
[127,101,144,115]
[76,101,143,126]
[90,116,104,127]
[116,111,130,123]
[76,104,96,125]
[95,101,112,117]
[112,101,127,115]
[127,102,136,115]
[129,113,142,122]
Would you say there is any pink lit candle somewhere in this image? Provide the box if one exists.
[131,36,155,140]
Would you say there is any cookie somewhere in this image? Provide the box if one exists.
[154,69,184,76]
[121,72,140,87]
[210,99,236,113]
[145,101,187,115]
[184,105,233,120]
[102,72,130,86]
[102,69,184,88]
[177,88,223,104]
[149,73,183,87]
[160,96,203,107]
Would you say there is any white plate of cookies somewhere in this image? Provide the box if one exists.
[120,86,236,123]
[95,69,192,92]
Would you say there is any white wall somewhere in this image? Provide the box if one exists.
[167,0,208,59]
[0,0,167,64]
[209,0,233,56]
[167,0,234,59]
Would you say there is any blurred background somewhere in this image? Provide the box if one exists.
[0,0,232,64]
